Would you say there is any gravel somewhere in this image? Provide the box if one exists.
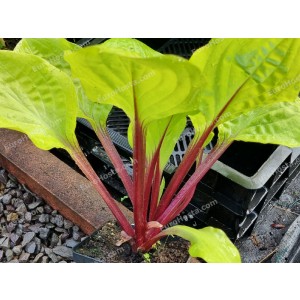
[0,167,87,263]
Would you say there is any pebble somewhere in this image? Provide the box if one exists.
[66,239,78,248]
[50,233,59,247]
[7,213,19,222]
[54,215,64,227]
[12,245,22,256]
[6,222,17,233]
[39,214,49,223]
[0,169,8,184]
[28,201,42,210]
[41,256,49,263]
[25,241,36,254]
[0,203,3,214]
[63,220,73,230]
[39,227,50,240]
[28,223,43,233]
[6,180,17,189]
[73,231,82,241]
[53,246,73,260]
[19,251,30,263]
[5,249,14,262]
[0,237,10,250]
[21,232,35,247]
[48,252,60,263]
[33,253,44,263]
[0,250,3,261]
[24,212,32,222]
[16,203,27,214]
[2,194,12,205]
[10,233,21,245]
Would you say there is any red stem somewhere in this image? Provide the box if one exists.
[154,80,247,220]
[158,142,231,226]
[148,162,162,221]
[94,126,134,202]
[132,100,147,248]
[71,145,134,237]
[154,127,212,219]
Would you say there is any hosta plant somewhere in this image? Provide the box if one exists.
[1,38,300,263]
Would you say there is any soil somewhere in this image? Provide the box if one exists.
[75,221,192,263]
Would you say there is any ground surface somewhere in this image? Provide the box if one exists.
[236,176,300,263]
[0,167,87,263]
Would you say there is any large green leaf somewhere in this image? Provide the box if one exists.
[65,45,204,168]
[0,50,78,152]
[219,99,300,147]
[189,38,300,140]
[14,38,112,128]
[163,225,241,263]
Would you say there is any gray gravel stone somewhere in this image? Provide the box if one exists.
[63,220,73,230]
[0,169,8,185]
[0,250,3,261]
[21,232,35,247]
[34,237,41,253]
[6,222,17,233]
[72,225,80,232]
[5,249,13,262]
[33,253,44,263]
[0,203,3,214]
[25,241,36,254]
[53,245,73,259]
[2,194,12,205]
[0,237,10,250]
[54,227,67,234]
[50,233,59,247]
[66,239,79,248]
[12,245,22,256]
[10,233,21,245]
[39,227,50,240]
[51,210,58,216]
[28,201,42,210]
[41,256,49,263]
[48,252,60,263]
[6,180,17,189]
[19,251,30,263]
[24,212,32,222]
[72,231,82,241]
[28,223,43,233]
[39,214,49,223]
[54,215,64,227]
[16,203,27,214]
[46,223,55,229]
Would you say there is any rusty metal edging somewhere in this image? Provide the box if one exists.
[0,128,133,235]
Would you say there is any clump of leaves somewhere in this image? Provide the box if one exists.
[1,38,300,262]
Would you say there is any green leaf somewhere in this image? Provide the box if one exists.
[163,225,241,263]
[65,44,204,168]
[14,38,81,74]
[219,99,300,147]
[189,39,300,142]
[100,38,162,58]
[0,50,78,152]
[14,38,112,129]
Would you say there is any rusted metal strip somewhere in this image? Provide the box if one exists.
[0,129,133,235]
